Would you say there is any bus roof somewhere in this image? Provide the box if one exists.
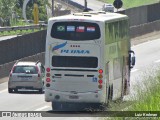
[49,11,128,22]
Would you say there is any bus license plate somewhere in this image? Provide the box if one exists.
[69,95,79,99]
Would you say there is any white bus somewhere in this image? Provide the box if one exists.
[45,11,135,111]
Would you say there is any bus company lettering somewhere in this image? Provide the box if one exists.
[61,49,90,54]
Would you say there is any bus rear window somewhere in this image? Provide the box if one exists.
[51,22,100,40]
[52,56,98,68]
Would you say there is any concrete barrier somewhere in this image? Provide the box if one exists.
[130,19,160,38]
[0,30,46,65]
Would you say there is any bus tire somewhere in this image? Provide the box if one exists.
[106,85,113,108]
[52,102,64,111]
[108,85,113,100]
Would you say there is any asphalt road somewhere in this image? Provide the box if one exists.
[70,0,124,12]
[70,0,104,11]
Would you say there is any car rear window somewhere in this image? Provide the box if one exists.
[13,66,37,74]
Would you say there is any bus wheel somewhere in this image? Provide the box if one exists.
[52,102,63,111]
[108,85,113,100]
[106,85,113,108]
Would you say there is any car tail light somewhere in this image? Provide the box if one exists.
[9,73,12,77]
[38,74,40,77]
[36,66,39,72]
[9,66,16,77]
[36,66,40,78]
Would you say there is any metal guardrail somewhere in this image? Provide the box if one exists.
[0,24,47,32]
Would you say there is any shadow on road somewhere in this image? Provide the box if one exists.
[11,90,44,94]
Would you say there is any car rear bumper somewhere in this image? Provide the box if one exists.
[8,81,43,90]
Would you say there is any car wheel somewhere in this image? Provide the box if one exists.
[8,88,13,93]
[14,89,18,93]
[39,88,43,94]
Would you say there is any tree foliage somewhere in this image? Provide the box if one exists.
[0,0,49,25]
[17,0,49,22]
[0,0,17,19]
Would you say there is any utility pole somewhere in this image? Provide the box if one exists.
[84,0,88,12]
[33,0,39,24]
[52,0,54,16]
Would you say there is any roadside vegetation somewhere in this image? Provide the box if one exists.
[101,68,160,120]
[0,29,39,36]
[0,0,50,27]
[99,0,160,9]
[0,0,49,36]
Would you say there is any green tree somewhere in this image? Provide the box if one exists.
[15,0,49,22]
[0,0,50,25]
[0,0,17,19]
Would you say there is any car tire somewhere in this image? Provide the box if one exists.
[8,88,13,93]
[39,88,43,94]
[14,89,18,93]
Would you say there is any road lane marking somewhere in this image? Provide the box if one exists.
[155,59,160,63]
[131,69,139,73]
[34,106,50,111]
[0,89,7,93]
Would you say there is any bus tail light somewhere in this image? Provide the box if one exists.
[46,78,51,82]
[98,74,103,79]
[99,69,103,74]
[46,67,50,72]
[98,80,103,84]
[10,66,16,77]
[98,84,102,89]
[46,73,50,77]
[46,67,51,84]
[36,66,41,78]
[98,69,103,89]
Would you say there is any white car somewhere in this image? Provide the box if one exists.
[8,61,45,93]
[102,4,114,12]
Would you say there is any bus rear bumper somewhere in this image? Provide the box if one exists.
[45,89,105,103]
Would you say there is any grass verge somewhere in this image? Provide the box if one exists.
[0,29,39,36]
[101,68,160,120]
